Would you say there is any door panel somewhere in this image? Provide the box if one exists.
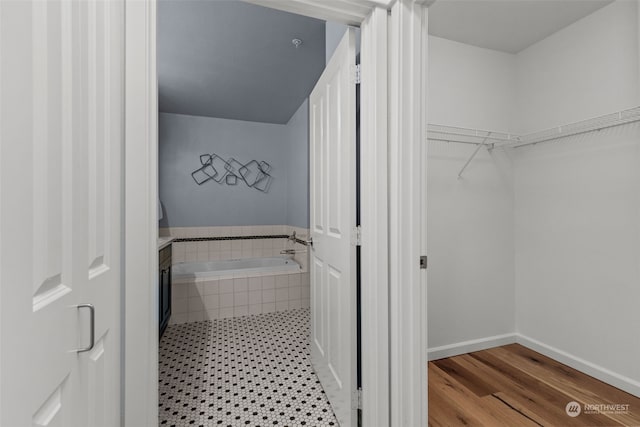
[309,28,357,427]
[0,0,124,425]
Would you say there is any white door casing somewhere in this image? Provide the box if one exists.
[123,1,427,425]
[0,0,124,425]
[309,28,357,427]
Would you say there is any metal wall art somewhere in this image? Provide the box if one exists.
[192,153,273,193]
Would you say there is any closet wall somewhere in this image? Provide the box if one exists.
[427,36,516,354]
[513,0,640,391]
[428,0,640,394]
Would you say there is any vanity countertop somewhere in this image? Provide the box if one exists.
[158,236,174,251]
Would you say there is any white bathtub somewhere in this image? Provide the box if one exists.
[172,255,300,281]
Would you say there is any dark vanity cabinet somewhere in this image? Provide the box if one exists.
[159,244,172,339]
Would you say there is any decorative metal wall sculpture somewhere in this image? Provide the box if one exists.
[192,153,273,193]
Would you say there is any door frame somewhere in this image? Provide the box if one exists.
[123,1,429,426]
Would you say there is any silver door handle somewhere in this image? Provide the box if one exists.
[305,237,313,247]
[76,303,95,353]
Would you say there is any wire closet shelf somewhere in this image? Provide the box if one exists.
[427,106,640,148]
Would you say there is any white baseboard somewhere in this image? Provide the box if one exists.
[516,334,640,398]
[428,332,640,398]
[427,333,517,361]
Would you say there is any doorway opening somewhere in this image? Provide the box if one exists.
[156,2,361,425]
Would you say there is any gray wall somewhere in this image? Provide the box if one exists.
[285,100,309,228]
[325,22,361,63]
[159,108,310,228]
[325,21,348,63]
[159,113,289,227]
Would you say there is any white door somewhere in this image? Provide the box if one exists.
[309,28,357,427]
[0,0,124,426]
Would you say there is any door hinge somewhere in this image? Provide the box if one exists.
[420,255,427,269]
[353,225,362,246]
[354,64,361,85]
[352,388,362,410]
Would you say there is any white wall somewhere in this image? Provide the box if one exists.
[427,36,516,352]
[427,2,640,394]
[513,124,640,388]
[429,36,517,132]
[515,0,639,134]
[513,0,640,393]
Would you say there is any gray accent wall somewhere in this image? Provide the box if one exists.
[325,21,348,63]
[285,100,309,228]
[159,107,310,228]
[159,113,288,227]
[325,22,361,64]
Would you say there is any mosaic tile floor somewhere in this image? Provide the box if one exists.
[159,308,339,427]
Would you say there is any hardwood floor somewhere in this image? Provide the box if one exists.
[428,344,640,427]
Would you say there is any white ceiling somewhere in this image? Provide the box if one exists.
[428,0,615,54]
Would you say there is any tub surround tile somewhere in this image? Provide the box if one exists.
[219,279,234,294]
[187,283,203,298]
[188,296,205,312]
[204,308,219,320]
[275,288,289,302]
[187,311,204,322]
[289,287,302,301]
[172,251,185,263]
[219,307,234,319]
[202,280,219,295]
[248,304,262,315]
[248,290,262,305]
[289,273,301,287]
[261,276,275,290]
[171,262,310,324]
[172,298,187,314]
[168,313,187,325]
[203,294,219,310]
[219,293,234,309]
[262,302,276,313]
[276,301,289,312]
[234,306,249,317]
[233,291,248,306]
[262,289,275,303]
[275,275,289,289]
[301,285,310,299]
[233,277,248,292]
[248,277,261,291]
[173,284,189,299]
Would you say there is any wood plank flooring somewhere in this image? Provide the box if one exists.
[429,344,640,427]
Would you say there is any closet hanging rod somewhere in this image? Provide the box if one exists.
[511,106,640,148]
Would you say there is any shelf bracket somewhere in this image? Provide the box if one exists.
[458,132,492,179]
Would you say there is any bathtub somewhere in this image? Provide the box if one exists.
[172,255,300,282]
[170,254,309,323]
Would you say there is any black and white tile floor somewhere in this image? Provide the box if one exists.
[159,308,339,427]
